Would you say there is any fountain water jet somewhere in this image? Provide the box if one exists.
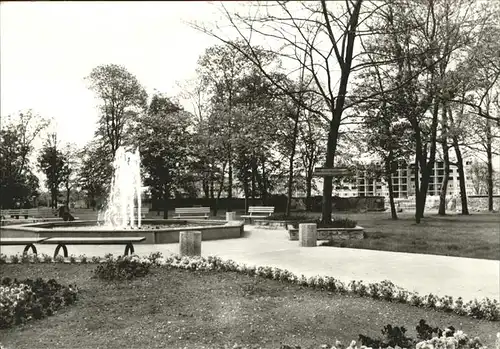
[101,146,142,228]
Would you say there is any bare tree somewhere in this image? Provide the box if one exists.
[189,0,381,222]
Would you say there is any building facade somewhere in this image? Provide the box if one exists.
[333,160,474,199]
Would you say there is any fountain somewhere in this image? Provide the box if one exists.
[1,147,244,243]
[100,147,142,228]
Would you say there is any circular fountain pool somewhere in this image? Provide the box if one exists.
[0,219,244,244]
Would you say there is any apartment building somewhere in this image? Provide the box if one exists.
[333,160,473,199]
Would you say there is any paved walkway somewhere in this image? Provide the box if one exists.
[1,226,498,302]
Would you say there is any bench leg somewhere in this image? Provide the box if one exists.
[124,243,134,256]
[23,243,37,256]
[54,244,68,259]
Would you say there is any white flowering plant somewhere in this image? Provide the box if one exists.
[0,277,78,329]
[92,254,152,280]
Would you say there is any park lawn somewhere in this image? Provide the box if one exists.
[0,264,498,349]
[312,212,500,261]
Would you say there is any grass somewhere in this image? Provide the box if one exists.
[0,264,498,349]
[304,212,499,261]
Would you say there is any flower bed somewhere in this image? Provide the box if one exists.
[1,252,498,321]
[0,277,78,328]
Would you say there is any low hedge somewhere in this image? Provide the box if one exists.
[265,214,358,229]
[0,277,78,328]
[290,217,358,229]
[1,252,498,321]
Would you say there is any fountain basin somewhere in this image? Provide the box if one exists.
[0,219,244,244]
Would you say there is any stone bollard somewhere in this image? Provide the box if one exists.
[226,211,236,222]
[299,223,317,247]
[179,231,202,257]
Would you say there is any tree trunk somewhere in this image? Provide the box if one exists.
[65,182,71,207]
[321,121,340,223]
[214,162,226,216]
[415,101,439,222]
[385,153,398,220]
[210,166,215,200]
[438,105,450,216]
[486,118,494,211]
[227,152,233,211]
[438,149,450,216]
[261,156,268,205]
[251,158,257,206]
[243,178,249,214]
[203,177,209,199]
[286,116,299,216]
[163,188,169,219]
[413,150,421,223]
[417,165,432,220]
[305,176,312,211]
[452,137,469,215]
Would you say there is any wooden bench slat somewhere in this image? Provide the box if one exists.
[242,206,275,223]
[174,207,210,220]
[42,237,146,244]
[175,208,210,213]
[172,216,208,219]
[0,237,49,245]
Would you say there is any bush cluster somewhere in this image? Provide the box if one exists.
[203,326,497,349]
[266,213,311,221]
[290,216,358,229]
[92,254,151,280]
[0,277,78,328]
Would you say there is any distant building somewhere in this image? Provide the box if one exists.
[334,159,476,199]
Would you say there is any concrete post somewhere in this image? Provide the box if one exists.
[179,231,202,257]
[226,211,236,221]
[299,223,317,247]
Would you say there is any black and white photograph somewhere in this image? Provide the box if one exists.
[0,1,499,348]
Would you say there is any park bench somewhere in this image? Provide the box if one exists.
[0,208,57,220]
[0,237,49,255]
[0,209,29,219]
[174,207,210,219]
[240,206,275,223]
[41,237,146,258]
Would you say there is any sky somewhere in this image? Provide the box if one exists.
[0,1,235,147]
[1,1,498,168]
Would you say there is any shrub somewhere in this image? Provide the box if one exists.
[10,254,20,264]
[291,217,357,229]
[266,213,311,221]
[93,255,151,281]
[416,319,443,340]
[0,277,78,329]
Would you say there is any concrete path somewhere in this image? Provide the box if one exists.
[1,225,498,302]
